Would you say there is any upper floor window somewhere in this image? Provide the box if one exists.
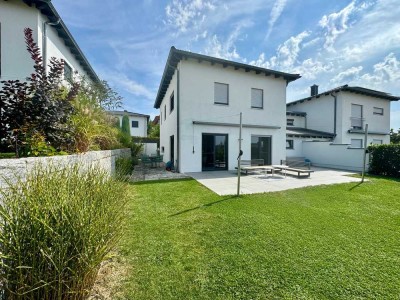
[64,62,73,82]
[251,88,263,109]
[351,104,363,129]
[131,121,138,128]
[214,82,229,105]
[372,139,382,145]
[170,93,174,113]
[286,140,294,149]
[164,105,166,120]
[287,119,294,126]
[373,107,383,115]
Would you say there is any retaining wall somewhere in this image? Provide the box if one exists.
[0,149,131,188]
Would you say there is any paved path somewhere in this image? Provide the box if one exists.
[189,168,361,195]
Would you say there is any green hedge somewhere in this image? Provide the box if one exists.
[368,144,400,177]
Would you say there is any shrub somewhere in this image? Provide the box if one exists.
[0,164,128,299]
[115,157,134,176]
[368,144,400,177]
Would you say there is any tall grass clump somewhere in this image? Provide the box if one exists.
[0,164,128,299]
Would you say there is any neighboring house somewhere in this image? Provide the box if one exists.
[154,47,300,173]
[108,110,150,137]
[152,115,160,125]
[0,0,99,84]
[286,85,400,171]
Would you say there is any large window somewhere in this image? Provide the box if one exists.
[251,88,263,109]
[351,139,363,148]
[251,135,272,165]
[170,92,174,113]
[286,140,294,149]
[64,62,73,82]
[214,82,229,105]
[131,121,138,128]
[373,107,383,115]
[351,104,363,129]
[372,139,383,144]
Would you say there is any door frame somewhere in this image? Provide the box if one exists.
[201,133,229,171]
[251,135,272,165]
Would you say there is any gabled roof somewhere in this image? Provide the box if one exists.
[22,0,100,83]
[108,110,150,120]
[286,127,335,139]
[154,47,301,108]
[287,85,400,107]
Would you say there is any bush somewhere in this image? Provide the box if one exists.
[0,164,128,299]
[368,144,400,177]
[115,157,134,176]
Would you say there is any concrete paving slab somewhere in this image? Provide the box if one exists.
[188,167,361,195]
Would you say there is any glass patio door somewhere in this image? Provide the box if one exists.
[251,136,272,165]
[202,134,228,171]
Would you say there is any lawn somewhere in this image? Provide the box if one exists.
[119,177,400,299]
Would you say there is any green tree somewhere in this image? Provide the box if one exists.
[148,122,160,138]
[390,128,400,144]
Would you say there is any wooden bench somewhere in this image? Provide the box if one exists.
[235,159,264,175]
[274,165,314,178]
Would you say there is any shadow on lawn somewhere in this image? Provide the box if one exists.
[130,178,193,185]
[169,196,238,217]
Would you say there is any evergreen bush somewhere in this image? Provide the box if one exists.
[368,144,400,177]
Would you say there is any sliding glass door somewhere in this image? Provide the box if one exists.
[251,136,272,165]
[202,134,228,171]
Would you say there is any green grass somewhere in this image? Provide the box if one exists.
[120,177,400,299]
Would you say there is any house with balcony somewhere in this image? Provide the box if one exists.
[0,0,99,85]
[286,85,400,171]
[154,47,300,173]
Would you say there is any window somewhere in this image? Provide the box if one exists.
[286,140,294,149]
[251,88,263,108]
[214,82,229,105]
[351,139,363,148]
[164,105,166,120]
[64,62,73,81]
[351,104,363,129]
[160,111,162,125]
[372,139,383,144]
[287,119,294,126]
[131,121,138,128]
[373,107,383,115]
[170,93,174,113]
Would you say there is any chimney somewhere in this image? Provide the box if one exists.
[310,84,318,97]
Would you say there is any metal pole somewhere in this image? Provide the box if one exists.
[237,112,242,197]
[362,123,368,182]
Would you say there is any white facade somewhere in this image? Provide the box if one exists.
[0,0,97,84]
[156,50,299,173]
[109,111,149,137]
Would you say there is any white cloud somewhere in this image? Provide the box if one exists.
[294,58,334,80]
[330,66,363,85]
[104,72,155,100]
[165,0,215,33]
[266,0,287,40]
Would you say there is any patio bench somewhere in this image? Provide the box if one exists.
[274,165,314,178]
[235,159,264,175]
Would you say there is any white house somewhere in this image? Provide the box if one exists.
[154,47,300,173]
[108,110,149,138]
[0,0,99,84]
[286,85,400,171]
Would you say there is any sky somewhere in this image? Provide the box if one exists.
[52,0,400,129]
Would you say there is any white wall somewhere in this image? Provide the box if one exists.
[159,67,178,164]
[0,1,39,82]
[177,59,287,173]
[286,138,304,157]
[302,141,366,171]
[144,143,158,156]
[286,115,306,128]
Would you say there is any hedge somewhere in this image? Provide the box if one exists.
[368,144,400,177]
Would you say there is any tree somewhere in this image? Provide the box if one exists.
[390,128,400,144]
[147,122,160,138]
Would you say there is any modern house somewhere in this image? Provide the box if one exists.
[0,0,99,84]
[107,110,150,138]
[154,47,300,173]
[286,85,400,171]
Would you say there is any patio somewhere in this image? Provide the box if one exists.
[188,167,361,195]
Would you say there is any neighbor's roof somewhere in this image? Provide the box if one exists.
[22,0,100,83]
[154,47,301,108]
[108,110,150,119]
[286,127,335,139]
[287,85,400,107]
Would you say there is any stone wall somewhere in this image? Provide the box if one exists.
[0,149,131,188]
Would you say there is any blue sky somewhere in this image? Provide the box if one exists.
[52,0,400,129]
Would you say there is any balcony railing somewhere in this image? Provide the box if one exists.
[350,117,364,129]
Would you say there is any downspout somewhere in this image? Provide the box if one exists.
[330,92,337,137]
[42,18,60,72]
[176,64,180,173]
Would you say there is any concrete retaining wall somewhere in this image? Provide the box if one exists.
[0,149,131,188]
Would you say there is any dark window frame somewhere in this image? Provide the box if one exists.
[131,120,139,128]
[170,92,174,113]
[164,105,166,120]
[373,107,383,115]
[287,119,294,126]
[286,139,294,149]
[214,82,229,105]
[251,88,263,109]
[63,61,73,82]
